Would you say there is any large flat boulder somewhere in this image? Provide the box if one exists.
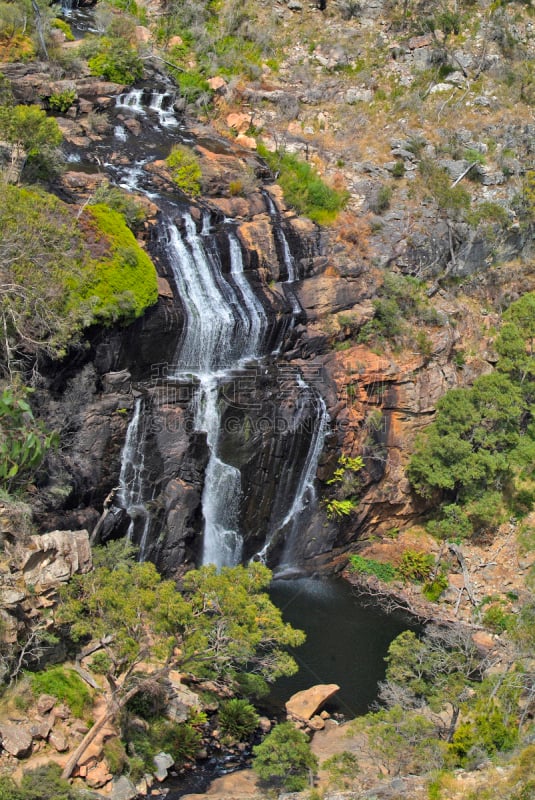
[285,684,340,721]
[0,722,33,758]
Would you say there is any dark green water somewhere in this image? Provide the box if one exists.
[267,575,411,717]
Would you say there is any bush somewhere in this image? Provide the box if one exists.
[0,387,57,492]
[88,38,143,84]
[47,89,77,113]
[397,549,434,582]
[257,143,348,225]
[29,666,92,718]
[103,737,127,775]
[423,573,448,602]
[324,498,358,518]
[90,182,147,231]
[349,554,397,582]
[15,764,84,800]
[218,698,259,740]
[166,144,202,196]
[253,722,318,791]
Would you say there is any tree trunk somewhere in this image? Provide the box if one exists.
[61,707,115,780]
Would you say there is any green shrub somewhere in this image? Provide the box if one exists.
[17,763,84,800]
[103,737,127,775]
[166,144,202,196]
[253,722,318,791]
[349,554,397,582]
[0,387,57,492]
[423,573,448,602]
[482,603,513,633]
[90,182,146,231]
[324,498,358,518]
[323,751,359,789]
[150,719,201,766]
[392,160,405,178]
[88,38,143,84]
[257,143,348,225]
[29,666,92,718]
[47,89,77,113]
[83,204,158,324]
[397,549,434,582]
[52,18,75,41]
[176,70,213,104]
[218,698,259,740]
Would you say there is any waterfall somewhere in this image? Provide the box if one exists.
[256,378,329,566]
[99,103,327,573]
[195,377,243,568]
[117,397,152,560]
[116,90,179,128]
[264,192,302,316]
[164,213,269,565]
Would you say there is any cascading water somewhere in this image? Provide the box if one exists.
[100,87,328,572]
[117,396,152,560]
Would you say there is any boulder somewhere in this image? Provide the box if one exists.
[49,730,69,752]
[285,684,340,721]
[0,722,33,758]
[110,776,138,800]
[36,694,57,715]
[86,761,113,788]
[19,530,92,589]
[153,751,174,782]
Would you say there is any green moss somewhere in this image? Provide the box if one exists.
[82,204,158,324]
[29,666,92,718]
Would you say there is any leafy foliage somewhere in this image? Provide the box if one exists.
[166,145,202,196]
[0,186,158,374]
[0,764,85,800]
[253,722,318,791]
[0,386,57,491]
[324,497,358,518]
[409,291,535,540]
[0,104,62,182]
[349,554,397,582]
[218,698,259,740]
[88,38,143,83]
[258,143,348,225]
[397,549,434,582]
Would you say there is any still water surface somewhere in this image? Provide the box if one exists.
[267,575,411,717]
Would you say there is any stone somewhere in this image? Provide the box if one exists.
[54,704,71,720]
[135,26,151,45]
[36,694,57,714]
[307,715,325,731]
[153,751,174,782]
[226,112,250,133]
[258,716,272,734]
[49,731,69,752]
[29,717,54,740]
[86,761,113,789]
[207,76,227,93]
[235,134,257,150]
[285,684,340,721]
[0,723,33,758]
[472,631,495,652]
[345,88,373,104]
[20,530,92,589]
[110,776,138,800]
[287,0,302,9]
